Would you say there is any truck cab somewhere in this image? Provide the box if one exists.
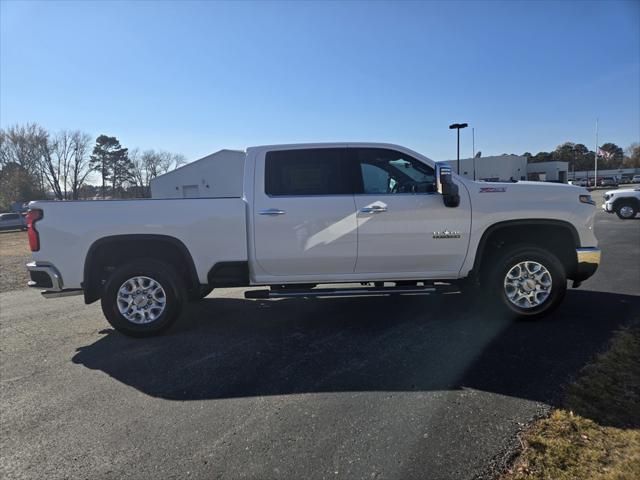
[248,144,471,283]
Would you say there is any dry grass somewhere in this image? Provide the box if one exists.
[0,230,31,293]
[503,322,640,480]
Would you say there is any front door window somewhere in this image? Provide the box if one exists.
[356,148,436,194]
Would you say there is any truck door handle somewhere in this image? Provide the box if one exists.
[360,205,387,214]
[258,208,286,216]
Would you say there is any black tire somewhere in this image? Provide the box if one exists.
[100,259,185,337]
[615,202,638,220]
[484,245,567,318]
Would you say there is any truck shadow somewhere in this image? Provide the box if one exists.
[72,289,638,425]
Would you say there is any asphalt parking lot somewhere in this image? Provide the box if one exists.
[1,211,639,480]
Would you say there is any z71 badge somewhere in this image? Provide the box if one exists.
[433,230,461,239]
[479,187,506,193]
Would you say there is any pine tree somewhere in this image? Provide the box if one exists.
[89,135,129,198]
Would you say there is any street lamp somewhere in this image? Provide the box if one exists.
[449,123,468,174]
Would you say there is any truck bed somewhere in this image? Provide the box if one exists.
[29,198,248,289]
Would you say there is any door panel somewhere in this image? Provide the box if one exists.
[254,196,358,275]
[352,147,471,276]
[253,147,358,276]
[354,193,470,274]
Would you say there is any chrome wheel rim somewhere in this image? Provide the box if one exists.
[503,261,552,309]
[619,205,635,218]
[117,276,166,324]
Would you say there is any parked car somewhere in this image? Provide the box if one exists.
[602,187,640,219]
[569,179,588,187]
[0,212,27,231]
[632,175,640,184]
[25,142,601,336]
[598,177,619,187]
[620,175,634,184]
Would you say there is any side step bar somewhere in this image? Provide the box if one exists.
[41,289,83,299]
[244,284,459,299]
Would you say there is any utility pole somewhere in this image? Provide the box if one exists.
[472,128,475,158]
[449,123,468,175]
[594,118,599,188]
[472,128,476,180]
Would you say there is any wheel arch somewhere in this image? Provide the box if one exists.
[471,219,581,281]
[613,196,640,209]
[83,234,201,304]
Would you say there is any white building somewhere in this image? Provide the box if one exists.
[443,155,528,182]
[150,149,245,199]
[443,156,570,183]
[526,161,569,182]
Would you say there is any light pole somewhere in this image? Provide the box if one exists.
[449,123,468,175]
[472,127,476,180]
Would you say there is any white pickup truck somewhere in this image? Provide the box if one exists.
[602,187,640,219]
[26,143,601,336]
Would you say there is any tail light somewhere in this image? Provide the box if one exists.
[26,209,43,252]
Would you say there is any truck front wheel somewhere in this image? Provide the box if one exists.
[485,245,567,318]
[100,259,185,337]
[615,202,637,219]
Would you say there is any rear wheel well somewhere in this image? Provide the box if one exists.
[474,222,579,281]
[83,235,200,303]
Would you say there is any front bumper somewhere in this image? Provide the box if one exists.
[602,202,614,213]
[26,262,82,298]
[574,247,601,282]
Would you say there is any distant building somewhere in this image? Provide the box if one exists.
[442,155,527,182]
[150,149,245,199]
[442,156,570,183]
[526,161,569,183]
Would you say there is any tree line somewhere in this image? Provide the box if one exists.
[3,123,639,212]
[523,141,640,171]
[0,123,186,211]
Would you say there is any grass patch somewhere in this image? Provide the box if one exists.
[0,231,30,292]
[503,322,640,480]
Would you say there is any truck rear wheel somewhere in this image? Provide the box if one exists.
[485,245,566,318]
[100,259,185,337]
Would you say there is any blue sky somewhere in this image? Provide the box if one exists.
[1,0,639,162]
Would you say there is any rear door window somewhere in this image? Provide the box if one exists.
[265,148,353,196]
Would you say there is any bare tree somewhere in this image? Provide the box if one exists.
[0,129,8,169]
[129,150,187,197]
[40,137,65,200]
[0,124,49,208]
[69,131,92,199]
[1,123,65,199]
[1,124,48,191]
[51,130,74,199]
[2,123,186,204]
[128,148,148,197]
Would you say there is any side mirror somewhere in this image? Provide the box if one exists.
[436,164,460,208]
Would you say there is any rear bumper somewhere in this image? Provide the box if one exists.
[573,247,601,282]
[27,261,62,290]
[26,262,82,298]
